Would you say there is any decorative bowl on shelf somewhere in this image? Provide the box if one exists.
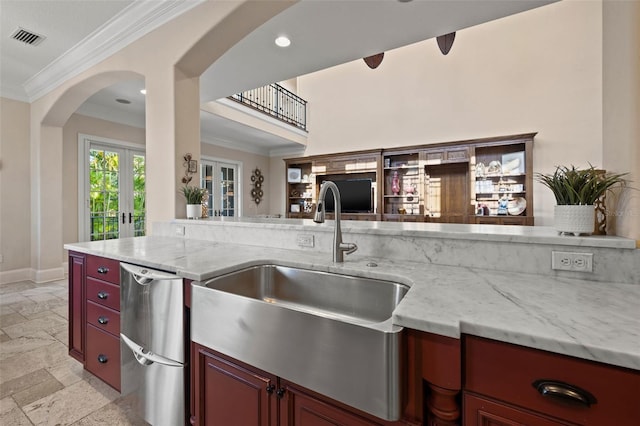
[508,197,526,215]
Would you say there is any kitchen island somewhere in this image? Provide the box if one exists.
[64,219,640,425]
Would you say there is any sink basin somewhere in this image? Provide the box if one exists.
[191,264,409,421]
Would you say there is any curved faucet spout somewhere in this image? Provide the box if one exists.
[314,181,358,263]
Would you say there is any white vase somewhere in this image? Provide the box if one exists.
[554,205,595,236]
[186,204,202,219]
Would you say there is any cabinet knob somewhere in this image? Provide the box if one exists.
[97,316,109,325]
[532,380,596,408]
[97,291,108,300]
[97,354,108,364]
[97,266,109,274]
[276,387,286,399]
[266,384,275,394]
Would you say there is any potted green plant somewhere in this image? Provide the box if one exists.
[535,165,627,235]
[181,185,207,219]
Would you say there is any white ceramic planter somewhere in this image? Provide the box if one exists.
[186,204,202,219]
[554,205,595,235]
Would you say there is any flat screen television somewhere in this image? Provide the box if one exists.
[322,179,373,213]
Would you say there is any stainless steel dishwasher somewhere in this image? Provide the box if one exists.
[120,262,185,426]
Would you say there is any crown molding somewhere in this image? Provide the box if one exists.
[24,0,205,102]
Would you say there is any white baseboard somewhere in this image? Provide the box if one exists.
[0,266,65,285]
[0,268,31,285]
[32,267,65,283]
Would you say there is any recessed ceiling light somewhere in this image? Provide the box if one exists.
[275,36,291,48]
[116,98,131,104]
[140,89,146,95]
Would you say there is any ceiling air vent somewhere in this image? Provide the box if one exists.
[11,27,45,46]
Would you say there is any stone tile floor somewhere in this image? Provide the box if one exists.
[1,279,148,425]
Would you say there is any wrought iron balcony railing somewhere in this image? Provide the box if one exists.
[229,83,307,131]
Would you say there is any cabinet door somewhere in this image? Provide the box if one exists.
[68,252,85,362]
[195,346,277,426]
[281,383,379,426]
[464,393,575,426]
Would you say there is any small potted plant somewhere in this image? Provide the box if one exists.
[535,165,627,235]
[181,185,207,219]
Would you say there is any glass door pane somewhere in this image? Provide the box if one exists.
[202,164,214,217]
[89,148,121,241]
[220,164,235,217]
[132,153,146,237]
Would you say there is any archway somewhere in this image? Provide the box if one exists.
[30,1,295,281]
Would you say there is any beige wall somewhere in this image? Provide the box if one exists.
[0,98,31,277]
[298,0,604,226]
[62,113,145,255]
[602,0,640,240]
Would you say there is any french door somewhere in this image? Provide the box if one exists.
[201,158,241,217]
[79,135,145,241]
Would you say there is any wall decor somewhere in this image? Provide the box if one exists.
[181,153,197,184]
[251,168,264,205]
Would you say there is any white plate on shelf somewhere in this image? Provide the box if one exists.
[508,197,526,215]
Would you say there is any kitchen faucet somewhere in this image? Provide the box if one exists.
[314,181,358,262]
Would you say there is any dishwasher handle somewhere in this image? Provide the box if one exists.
[121,262,177,285]
[121,333,183,368]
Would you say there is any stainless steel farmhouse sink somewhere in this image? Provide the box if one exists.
[191,264,409,421]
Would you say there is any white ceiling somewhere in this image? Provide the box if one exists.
[1,0,555,156]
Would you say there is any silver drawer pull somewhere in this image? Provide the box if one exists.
[97,316,109,325]
[97,266,109,274]
[532,380,596,408]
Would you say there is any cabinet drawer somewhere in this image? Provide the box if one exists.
[86,277,120,311]
[463,393,575,426]
[86,324,120,391]
[86,255,120,284]
[465,335,640,425]
[86,300,120,337]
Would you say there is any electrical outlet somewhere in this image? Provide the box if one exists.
[552,251,593,272]
[175,226,185,236]
[297,234,314,248]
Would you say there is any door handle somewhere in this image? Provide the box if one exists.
[532,380,596,407]
[97,354,108,363]
[121,212,126,224]
[120,334,182,368]
[129,212,132,224]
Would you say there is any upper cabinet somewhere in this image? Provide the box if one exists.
[382,149,423,222]
[284,151,381,220]
[471,135,534,226]
[284,133,535,224]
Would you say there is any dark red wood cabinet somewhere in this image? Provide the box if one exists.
[68,251,86,362]
[463,335,640,426]
[68,251,121,391]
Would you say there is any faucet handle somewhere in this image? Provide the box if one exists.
[342,242,358,255]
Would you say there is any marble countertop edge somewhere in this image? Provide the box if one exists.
[169,218,636,249]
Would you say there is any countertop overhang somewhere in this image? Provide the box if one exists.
[65,235,640,371]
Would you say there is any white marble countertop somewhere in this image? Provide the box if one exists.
[65,236,640,371]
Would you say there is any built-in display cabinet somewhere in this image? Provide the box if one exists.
[285,150,382,221]
[284,133,536,225]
